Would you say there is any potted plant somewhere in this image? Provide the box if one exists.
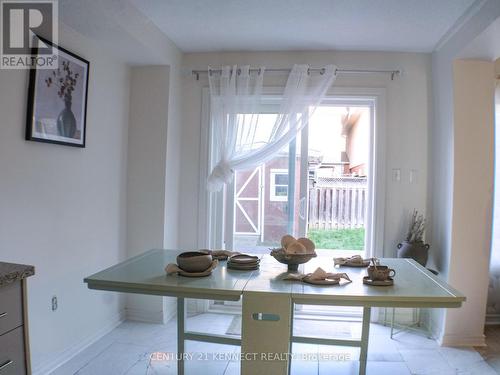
[397,210,430,266]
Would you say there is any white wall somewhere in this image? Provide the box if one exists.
[122,8,184,324]
[0,4,185,371]
[447,60,495,345]
[430,0,500,277]
[58,0,185,259]
[429,0,500,345]
[0,23,130,373]
[488,59,500,323]
[125,66,179,323]
[179,51,431,256]
[163,55,183,251]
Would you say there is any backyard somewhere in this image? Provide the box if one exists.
[308,228,365,250]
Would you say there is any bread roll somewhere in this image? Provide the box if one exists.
[281,234,296,249]
[285,241,306,255]
[297,238,315,254]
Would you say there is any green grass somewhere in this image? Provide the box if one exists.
[308,228,365,250]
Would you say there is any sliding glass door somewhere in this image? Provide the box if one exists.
[226,99,373,258]
[304,102,371,256]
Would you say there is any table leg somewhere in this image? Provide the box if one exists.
[390,307,395,339]
[288,302,295,375]
[177,297,185,375]
[359,307,371,375]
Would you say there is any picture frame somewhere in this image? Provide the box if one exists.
[26,36,89,148]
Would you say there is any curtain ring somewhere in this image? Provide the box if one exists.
[320,68,325,75]
[237,68,241,76]
[258,67,263,75]
[208,68,213,77]
[307,68,311,75]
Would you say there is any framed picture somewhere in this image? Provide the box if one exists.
[26,36,89,147]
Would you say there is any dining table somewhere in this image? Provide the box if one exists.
[84,249,465,375]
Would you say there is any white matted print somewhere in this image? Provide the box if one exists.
[26,36,89,147]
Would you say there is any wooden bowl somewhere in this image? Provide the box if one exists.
[270,248,317,272]
[177,251,213,273]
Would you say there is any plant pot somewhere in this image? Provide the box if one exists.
[397,240,430,267]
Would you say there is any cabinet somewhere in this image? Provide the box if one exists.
[0,263,34,375]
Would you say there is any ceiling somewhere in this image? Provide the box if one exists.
[131,0,477,53]
[459,16,500,60]
[59,0,182,65]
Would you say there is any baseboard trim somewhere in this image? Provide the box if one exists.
[427,309,444,342]
[164,299,176,323]
[126,298,177,324]
[485,313,500,325]
[32,309,125,375]
[377,307,421,325]
[126,307,165,323]
[439,333,486,347]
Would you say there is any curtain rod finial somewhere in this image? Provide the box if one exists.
[192,70,200,80]
[391,70,402,80]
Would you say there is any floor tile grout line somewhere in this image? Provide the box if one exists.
[401,359,413,375]
[69,340,116,375]
[73,341,153,375]
[221,359,231,375]
[123,352,150,375]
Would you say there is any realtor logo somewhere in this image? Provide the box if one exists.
[1,0,58,69]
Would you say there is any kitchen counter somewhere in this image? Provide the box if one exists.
[0,262,35,288]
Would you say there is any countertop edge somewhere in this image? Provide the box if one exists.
[0,262,35,288]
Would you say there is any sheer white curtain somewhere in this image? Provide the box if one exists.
[207,64,337,191]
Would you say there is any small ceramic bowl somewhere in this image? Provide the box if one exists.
[177,251,213,273]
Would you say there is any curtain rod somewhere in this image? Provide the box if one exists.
[192,67,401,81]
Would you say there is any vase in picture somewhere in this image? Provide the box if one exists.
[57,99,77,138]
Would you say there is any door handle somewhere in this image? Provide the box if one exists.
[299,197,306,220]
[252,313,280,322]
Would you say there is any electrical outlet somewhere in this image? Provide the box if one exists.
[392,168,401,182]
[410,169,418,184]
[51,296,58,311]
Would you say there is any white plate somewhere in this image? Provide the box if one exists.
[302,276,341,285]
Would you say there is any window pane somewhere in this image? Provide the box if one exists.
[236,114,279,152]
[275,186,288,196]
[307,105,370,253]
[275,173,288,185]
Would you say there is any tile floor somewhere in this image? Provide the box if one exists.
[51,313,499,375]
[476,326,500,373]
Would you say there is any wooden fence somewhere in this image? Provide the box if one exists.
[308,178,367,230]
